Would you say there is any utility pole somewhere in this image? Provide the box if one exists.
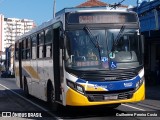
[53,0,56,18]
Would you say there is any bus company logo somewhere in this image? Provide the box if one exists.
[1,112,42,118]
[108,84,114,89]
[124,82,133,87]
[93,84,108,89]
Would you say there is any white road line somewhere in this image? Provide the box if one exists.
[0,83,61,120]
[122,104,146,111]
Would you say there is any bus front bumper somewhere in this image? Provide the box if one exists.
[66,83,145,106]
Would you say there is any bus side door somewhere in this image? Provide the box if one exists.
[53,23,64,102]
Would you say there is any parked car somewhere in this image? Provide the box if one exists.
[1,70,11,78]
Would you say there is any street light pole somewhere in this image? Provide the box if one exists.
[53,0,56,18]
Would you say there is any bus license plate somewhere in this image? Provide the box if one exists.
[104,95,118,100]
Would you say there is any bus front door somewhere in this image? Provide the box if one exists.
[53,26,63,102]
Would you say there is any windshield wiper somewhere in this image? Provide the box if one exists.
[83,26,102,61]
[112,25,125,51]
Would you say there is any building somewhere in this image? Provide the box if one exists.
[0,14,36,52]
[0,14,4,59]
[76,0,128,9]
[0,14,36,75]
[137,0,160,85]
[76,0,107,7]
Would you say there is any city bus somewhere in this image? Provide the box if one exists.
[14,7,145,111]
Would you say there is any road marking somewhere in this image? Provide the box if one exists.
[122,104,146,111]
[136,103,160,110]
[0,83,61,120]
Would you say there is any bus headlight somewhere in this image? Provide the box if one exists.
[136,81,140,88]
[135,77,144,91]
[76,85,83,93]
[66,79,85,94]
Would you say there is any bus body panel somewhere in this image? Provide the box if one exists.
[21,58,54,101]
[15,61,20,88]
[30,59,39,98]
[37,59,45,99]
[22,60,31,91]
[40,59,54,101]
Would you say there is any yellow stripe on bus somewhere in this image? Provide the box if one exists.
[23,66,40,80]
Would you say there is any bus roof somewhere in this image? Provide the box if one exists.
[56,6,131,16]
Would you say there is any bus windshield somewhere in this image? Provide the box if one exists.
[65,28,142,70]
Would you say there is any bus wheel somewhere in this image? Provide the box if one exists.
[24,79,30,97]
[47,85,59,112]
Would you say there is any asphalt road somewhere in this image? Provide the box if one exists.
[0,78,160,120]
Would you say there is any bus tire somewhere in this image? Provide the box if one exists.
[47,84,59,112]
[24,78,30,97]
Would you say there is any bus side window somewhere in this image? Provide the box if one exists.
[31,34,37,59]
[15,42,19,60]
[26,37,31,59]
[22,39,26,60]
[37,31,44,58]
[45,27,53,58]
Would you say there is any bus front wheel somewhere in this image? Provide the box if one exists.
[47,85,59,112]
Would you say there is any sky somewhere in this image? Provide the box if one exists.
[0,0,138,25]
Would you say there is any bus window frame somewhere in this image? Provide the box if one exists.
[26,37,31,60]
[37,31,45,59]
[31,34,37,60]
[15,41,19,60]
[22,39,26,60]
[44,26,53,58]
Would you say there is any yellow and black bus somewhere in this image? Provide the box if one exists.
[14,7,145,111]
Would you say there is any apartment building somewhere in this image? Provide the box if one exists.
[0,14,4,54]
[0,14,36,53]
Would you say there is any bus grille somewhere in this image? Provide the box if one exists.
[80,70,137,81]
[86,89,134,102]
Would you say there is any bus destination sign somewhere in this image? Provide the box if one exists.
[79,15,126,23]
[67,12,137,24]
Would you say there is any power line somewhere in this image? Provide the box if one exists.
[109,0,126,9]
[53,0,56,18]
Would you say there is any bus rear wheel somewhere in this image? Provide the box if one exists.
[47,85,59,112]
[24,79,30,97]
